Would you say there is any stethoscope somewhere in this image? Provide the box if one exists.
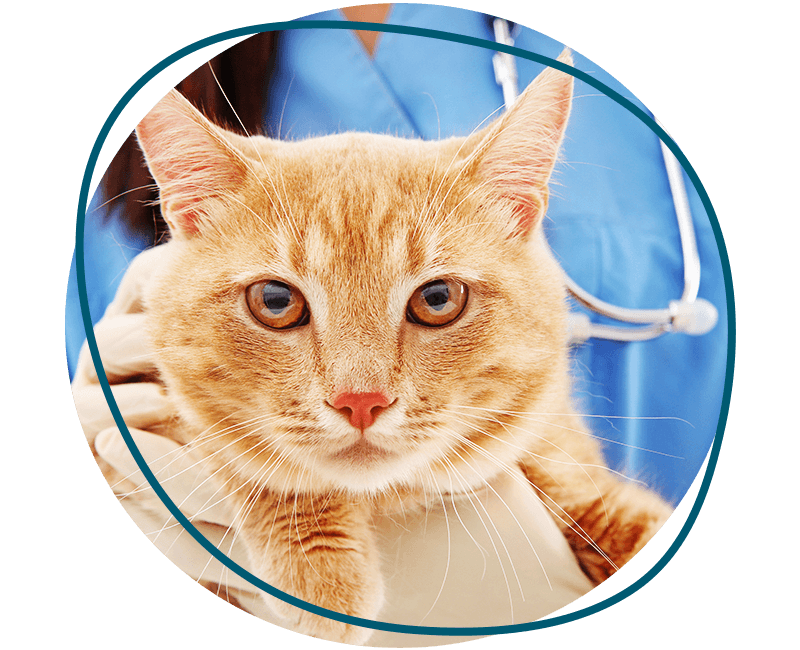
[491,18,718,345]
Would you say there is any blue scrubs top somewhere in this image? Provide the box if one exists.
[66,4,728,505]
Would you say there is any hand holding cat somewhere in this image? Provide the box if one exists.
[71,245,258,589]
[73,245,176,450]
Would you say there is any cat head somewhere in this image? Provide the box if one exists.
[136,51,574,496]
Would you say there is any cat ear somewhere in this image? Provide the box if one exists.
[135,89,247,237]
[473,49,574,234]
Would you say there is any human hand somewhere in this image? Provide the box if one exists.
[71,244,261,597]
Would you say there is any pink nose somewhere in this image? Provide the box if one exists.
[330,391,392,430]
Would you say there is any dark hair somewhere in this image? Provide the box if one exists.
[98,32,277,245]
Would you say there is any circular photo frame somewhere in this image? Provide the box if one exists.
[66,4,733,647]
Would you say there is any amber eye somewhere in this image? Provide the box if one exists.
[246,280,309,330]
[406,279,468,327]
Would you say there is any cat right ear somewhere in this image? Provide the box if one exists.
[136,90,247,238]
[469,49,574,236]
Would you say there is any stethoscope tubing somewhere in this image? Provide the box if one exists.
[491,18,717,343]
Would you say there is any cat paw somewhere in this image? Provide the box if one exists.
[295,608,377,646]
[260,563,385,645]
[239,495,384,644]
[264,584,383,646]
[566,483,673,584]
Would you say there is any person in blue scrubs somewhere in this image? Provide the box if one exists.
[66,3,728,505]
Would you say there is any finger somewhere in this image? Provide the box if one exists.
[72,245,172,389]
[103,244,172,317]
[117,495,258,594]
[80,312,155,384]
[73,382,172,444]
[96,426,234,528]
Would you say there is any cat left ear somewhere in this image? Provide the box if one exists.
[473,49,574,235]
[136,89,248,238]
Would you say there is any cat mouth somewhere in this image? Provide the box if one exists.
[332,438,392,465]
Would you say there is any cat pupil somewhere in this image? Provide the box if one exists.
[262,282,291,314]
[422,282,449,311]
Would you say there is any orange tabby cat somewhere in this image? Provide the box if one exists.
[134,50,672,644]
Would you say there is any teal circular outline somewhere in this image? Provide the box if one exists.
[76,20,735,638]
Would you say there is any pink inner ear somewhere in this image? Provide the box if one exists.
[510,200,540,234]
[483,149,553,233]
[136,91,245,237]
[168,200,202,235]
[160,155,243,234]
[475,57,573,234]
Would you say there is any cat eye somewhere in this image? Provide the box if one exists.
[246,280,309,330]
[406,279,468,327]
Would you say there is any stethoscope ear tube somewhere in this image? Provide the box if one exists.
[490,18,719,345]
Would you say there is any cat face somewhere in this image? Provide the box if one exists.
[138,53,574,496]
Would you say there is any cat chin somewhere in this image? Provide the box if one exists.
[321,455,411,495]
[303,446,434,496]
[308,442,489,497]
[332,438,393,465]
